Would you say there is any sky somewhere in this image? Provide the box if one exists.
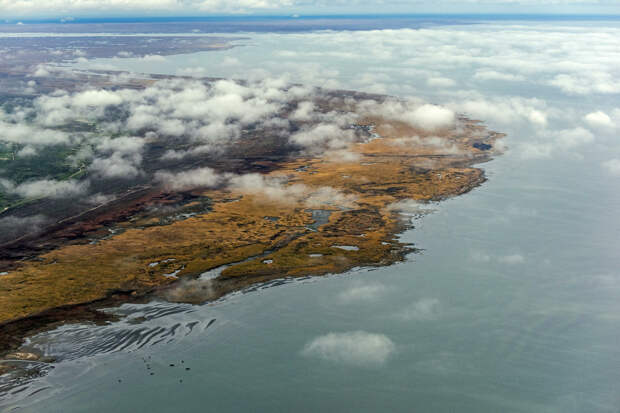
[1,0,620,19]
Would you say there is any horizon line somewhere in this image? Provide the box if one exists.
[3,13,620,24]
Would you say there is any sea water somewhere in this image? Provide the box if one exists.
[2,17,620,412]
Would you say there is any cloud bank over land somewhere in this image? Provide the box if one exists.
[0,74,459,211]
[5,20,620,242]
[166,23,618,162]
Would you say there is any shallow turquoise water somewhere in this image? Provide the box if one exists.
[3,19,620,413]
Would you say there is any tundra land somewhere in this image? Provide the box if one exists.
[0,57,503,369]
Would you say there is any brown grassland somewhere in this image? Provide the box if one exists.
[0,114,502,354]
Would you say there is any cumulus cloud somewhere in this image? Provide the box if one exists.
[473,70,525,82]
[229,173,356,208]
[427,76,456,88]
[301,331,395,366]
[304,186,357,208]
[155,167,222,190]
[229,173,307,203]
[290,123,356,151]
[1,76,420,206]
[450,97,548,128]
[470,251,491,263]
[555,127,594,149]
[96,136,145,155]
[584,111,615,131]
[516,125,596,160]
[3,179,89,199]
[16,146,37,157]
[290,101,317,122]
[87,192,117,205]
[89,152,143,179]
[28,78,290,149]
[360,100,456,132]
[72,90,123,107]
[470,251,525,265]
[602,159,620,176]
[549,73,620,96]
[337,282,388,303]
[387,199,436,215]
[498,254,525,265]
[518,142,552,159]
[409,104,456,131]
[395,298,441,321]
[0,120,69,146]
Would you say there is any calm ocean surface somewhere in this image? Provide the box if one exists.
[2,17,620,412]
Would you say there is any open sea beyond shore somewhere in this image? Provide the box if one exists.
[2,16,620,412]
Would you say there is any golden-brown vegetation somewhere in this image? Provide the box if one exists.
[0,116,501,326]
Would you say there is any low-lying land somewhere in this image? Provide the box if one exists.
[0,72,503,358]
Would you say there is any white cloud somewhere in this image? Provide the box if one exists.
[602,159,620,176]
[337,283,388,303]
[409,104,456,131]
[0,0,295,15]
[290,101,316,122]
[89,152,142,179]
[17,145,37,157]
[359,100,455,132]
[555,127,594,149]
[229,173,306,203]
[96,136,145,155]
[473,70,525,82]
[386,199,436,215]
[395,298,441,321]
[229,173,356,208]
[427,76,456,88]
[290,123,355,151]
[72,90,123,107]
[0,120,69,146]
[7,179,89,199]
[471,251,525,265]
[498,254,525,265]
[301,331,395,366]
[518,143,550,159]
[87,192,116,205]
[154,167,222,190]
[584,111,615,130]
[451,97,549,128]
[549,72,620,95]
[470,251,491,263]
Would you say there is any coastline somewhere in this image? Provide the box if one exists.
[0,103,502,360]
